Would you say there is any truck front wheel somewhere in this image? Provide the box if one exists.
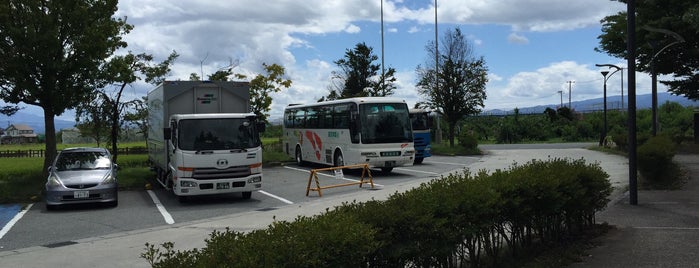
[242,191,252,199]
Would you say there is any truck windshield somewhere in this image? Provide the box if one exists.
[178,118,261,151]
[359,103,413,144]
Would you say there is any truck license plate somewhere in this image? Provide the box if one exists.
[74,191,89,199]
[216,182,230,189]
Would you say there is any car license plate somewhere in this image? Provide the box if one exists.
[216,182,230,189]
[74,190,89,199]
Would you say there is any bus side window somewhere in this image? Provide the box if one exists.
[349,104,360,144]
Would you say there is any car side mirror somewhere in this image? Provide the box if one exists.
[47,166,53,172]
[113,164,119,170]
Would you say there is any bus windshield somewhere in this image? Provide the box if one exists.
[359,103,413,144]
[178,118,260,151]
[410,111,429,131]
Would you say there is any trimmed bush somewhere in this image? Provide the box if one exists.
[637,135,677,187]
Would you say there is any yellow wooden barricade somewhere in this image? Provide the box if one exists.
[305,164,374,197]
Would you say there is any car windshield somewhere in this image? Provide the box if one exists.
[55,151,111,171]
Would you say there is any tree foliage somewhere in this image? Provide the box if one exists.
[86,51,178,162]
[416,27,488,147]
[324,42,397,100]
[246,63,291,123]
[596,0,699,99]
[0,0,131,174]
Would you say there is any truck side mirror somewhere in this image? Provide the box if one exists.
[163,128,171,140]
[256,122,266,133]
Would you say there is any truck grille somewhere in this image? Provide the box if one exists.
[192,165,251,180]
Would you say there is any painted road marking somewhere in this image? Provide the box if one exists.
[258,190,294,204]
[393,168,440,175]
[0,203,33,240]
[147,190,175,225]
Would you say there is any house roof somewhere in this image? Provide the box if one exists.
[9,124,33,131]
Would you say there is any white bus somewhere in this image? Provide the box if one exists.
[283,97,414,173]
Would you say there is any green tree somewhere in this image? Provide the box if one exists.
[78,51,177,162]
[597,0,699,99]
[123,96,149,140]
[416,27,488,146]
[0,106,20,116]
[326,42,397,100]
[245,63,291,123]
[75,92,111,147]
[0,0,131,174]
[208,69,233,81]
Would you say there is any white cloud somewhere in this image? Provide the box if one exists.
[507,32,529,44]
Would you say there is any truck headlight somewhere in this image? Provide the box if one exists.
[180,181,197,188]
[247,176,262,183]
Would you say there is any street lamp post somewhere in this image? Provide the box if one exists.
[643,26,685,136]
[595,64,622,146]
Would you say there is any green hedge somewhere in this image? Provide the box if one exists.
[637,135,677,187]
[142,158,612,267]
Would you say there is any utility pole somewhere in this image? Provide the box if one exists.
[558,90,563,107]
[566,81,575,108]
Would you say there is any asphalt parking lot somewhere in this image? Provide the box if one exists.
[0,154,481,252]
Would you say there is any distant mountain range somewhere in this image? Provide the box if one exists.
[482,92,699,115]
[2,92,698,134]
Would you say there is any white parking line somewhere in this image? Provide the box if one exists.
[147,190,175,225]
[284,166,384,187]
[425,160,471,166]
[394,168,440,175]
[0,203,33,240]
[258,190,294,204]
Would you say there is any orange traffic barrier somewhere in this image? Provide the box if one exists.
[305,164,374,197]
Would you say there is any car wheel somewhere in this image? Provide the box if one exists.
[177,195,188,203]
[46,204,58,211]
[334,151,344,167]
[414,157,424,164]
[242,191,252,199]
[107,200,118,207]
[295,146,304,166]
[381,167,393,173]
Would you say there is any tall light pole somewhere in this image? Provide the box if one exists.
[595,63,622,146]
[627,0,638,205]
[643,26,684,136]
[434,0,441,144]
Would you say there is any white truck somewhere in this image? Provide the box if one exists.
[147,81,264,201]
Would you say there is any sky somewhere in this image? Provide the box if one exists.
[8,0,666,122]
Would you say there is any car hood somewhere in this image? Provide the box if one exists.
[55,170,111,184]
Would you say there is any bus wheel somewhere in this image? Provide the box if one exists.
[381,167,393,173]
[334,151,345,167]
[414,157,424,164]
[295,146,304,166]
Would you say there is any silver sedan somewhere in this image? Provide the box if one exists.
[44,147,118,210]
